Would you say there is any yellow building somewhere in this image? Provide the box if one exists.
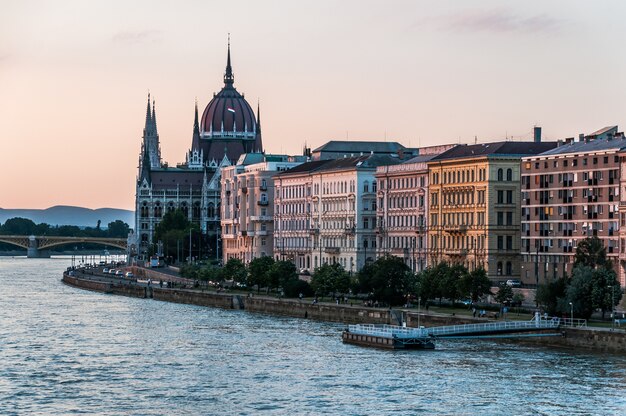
[427,141,556,283]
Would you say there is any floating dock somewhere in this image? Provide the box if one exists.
[342,324,435,349]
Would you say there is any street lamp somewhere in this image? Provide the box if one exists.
[609,285,614,329]
[569,301,573,326]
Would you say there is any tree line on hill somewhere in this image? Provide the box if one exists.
[0,217,130,238]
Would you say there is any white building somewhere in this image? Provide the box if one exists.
[274,155,401,273]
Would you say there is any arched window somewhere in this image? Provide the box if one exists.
[363,180,370,193]
[497,261,503,275]
[497,169,503,181]
[506,168,513,181]
[506,261,512,275]
[207,203,215,218]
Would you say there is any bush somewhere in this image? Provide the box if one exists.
[283,279,314,298]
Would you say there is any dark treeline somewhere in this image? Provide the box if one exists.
[0,217,130,238]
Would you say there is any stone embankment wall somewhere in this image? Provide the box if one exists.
[63,274,146,299]
[244,297,393,324]
[63,274,626,353]
[152,288,235,309]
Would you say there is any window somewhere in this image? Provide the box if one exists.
[497,261,503,275]
[506,190,513,204]
[506,168,513,181]
[497,212,504,225]
[363,181,369,193]
[506,236,513,250]
[506,262,512,275]
[363,217,369,229]
[497,190,504,204]
[497,169,503,181]
[497,236,503,249]
[506,212,513,225]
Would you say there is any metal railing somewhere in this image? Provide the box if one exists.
[426,318,560,337]
[348,324,429,339]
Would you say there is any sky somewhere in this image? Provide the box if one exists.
[1,0,626,211]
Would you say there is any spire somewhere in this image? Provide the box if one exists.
[144,93,152,135]
[224,33,234,86]
[256,99,261,133]
[152,99,157,132]
[191,99,201,151]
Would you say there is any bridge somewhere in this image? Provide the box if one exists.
[0,235,127,258]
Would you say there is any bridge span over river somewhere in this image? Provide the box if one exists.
[0,235,127,258]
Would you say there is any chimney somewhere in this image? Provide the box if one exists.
[533,126,542,143]
[579,133,585,143]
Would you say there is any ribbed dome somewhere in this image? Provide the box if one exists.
[201,86,256,135]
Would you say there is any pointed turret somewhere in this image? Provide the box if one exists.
[140,93,161,170]
[143,93,152,137]
[254,99,264,153]
[224,34,234,86]
[191,99,201,151]
[152,99,158,133]
[256,99,261,133]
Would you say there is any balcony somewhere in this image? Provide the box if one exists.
[257,200,269,206]
[250,215,273,222]
[260,184,268,191]
[344,226,355,235]
[241,187,248,194]
[324,247,340,254]
[309,228,319,235]
[375,226,385,234]
[256,230,268,236]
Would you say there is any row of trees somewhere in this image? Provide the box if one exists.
[0,217,130,238]
[536,237,622,319]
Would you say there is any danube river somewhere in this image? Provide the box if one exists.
[1,257,624,415]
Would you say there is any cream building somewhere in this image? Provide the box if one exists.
[221,154,304,264]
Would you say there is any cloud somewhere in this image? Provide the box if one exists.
[422,9,564,35]
[112,30,162,44]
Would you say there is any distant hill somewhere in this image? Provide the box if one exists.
[0,206,134,228]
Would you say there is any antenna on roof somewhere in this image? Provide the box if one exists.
[474,135,477,144]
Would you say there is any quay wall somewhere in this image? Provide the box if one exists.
[244,297,393,324]
[63,274,626,353]
[152,288,235,310]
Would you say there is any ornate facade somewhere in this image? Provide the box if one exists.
[134,42,262,260]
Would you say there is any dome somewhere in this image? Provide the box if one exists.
[200,42,257,138]
[201,86,257,136]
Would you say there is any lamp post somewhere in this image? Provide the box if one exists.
[609,285,614,329]
[569,301,573,326]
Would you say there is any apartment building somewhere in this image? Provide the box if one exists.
[274,155,401,273]
[427,140,557,283]
[521,126,625,286]
[220,153,304,264]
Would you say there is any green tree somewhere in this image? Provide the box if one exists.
[459,267,491,303]
[222,258,247,284]
[356,255,414,306]
[416,265,442,303]
[590,267,623,319]
[248,256,275,292]
[107,220,130,238]
[495,283,514,305]
[153,209,195,261]
[198,265,224,284]
[311,263,349,299]
[439,263,466,305]
[565,266,595,319]
[0,217,38,235]
[536,277,568,315]
[574,237,608,269]
[283,278,314,298]
[267,260,298,292]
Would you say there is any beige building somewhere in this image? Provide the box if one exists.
[220,154,304,264]
[427,141,556,283]
[521,126,625,286]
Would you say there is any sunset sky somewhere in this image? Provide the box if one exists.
[2,0,626,211]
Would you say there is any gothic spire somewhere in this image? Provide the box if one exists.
[256,99,261,133]
[144,93,152,135]
[191,99,201,151]
[152,99,158,132]
[224,34,234,86]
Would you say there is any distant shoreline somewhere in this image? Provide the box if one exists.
[0,250,125,257]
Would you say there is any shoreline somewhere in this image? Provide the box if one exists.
[62,272,626,354]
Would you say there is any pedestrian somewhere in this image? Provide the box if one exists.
[472,307,477,318]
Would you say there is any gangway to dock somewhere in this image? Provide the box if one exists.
[342,316,571,350]
[425,317,562,339]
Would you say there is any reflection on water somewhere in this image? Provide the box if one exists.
[0,257,624,415]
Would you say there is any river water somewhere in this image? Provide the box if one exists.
[0,257,624,415]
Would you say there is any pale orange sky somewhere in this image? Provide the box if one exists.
[1,0,625,211]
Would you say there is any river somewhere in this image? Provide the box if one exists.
[0,257,624,415]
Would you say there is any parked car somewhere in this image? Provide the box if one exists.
[103,268,109,273]
[506,279,522,287]
[115,270,123,276]
[125,272,134,278]
[109,269,117,275]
